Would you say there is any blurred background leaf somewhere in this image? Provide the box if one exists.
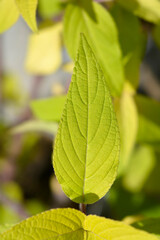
[135,95,160,144]
[0,0,160,229]
[0,0,19,34]
[64,0,125,96]
[38,0,66,19]
[115,91,138,174]
[30,96,66,122]
[25,23,62,74]
[133,218,160,239]
[11,120,58,136]
[117,0,160,24]
[111,4,146,90]
[123,145,155,192]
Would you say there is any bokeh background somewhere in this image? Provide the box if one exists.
[0,0,160,226]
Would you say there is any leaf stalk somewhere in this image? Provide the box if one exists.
[80,203,87,214]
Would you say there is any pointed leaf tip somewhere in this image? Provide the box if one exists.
[15,0,38,32]
[64,1,124,96]
[53,34,120,204]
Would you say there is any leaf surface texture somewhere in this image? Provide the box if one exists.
[0,208,157,240]
[53,34,120,204]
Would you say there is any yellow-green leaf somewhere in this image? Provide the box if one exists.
[0,208,157,240]
[133,218,160,239]
[25,23,62,74]
[111,4,146,89]
[123,145,156,192]
[53,34,120,204]
[2,73,27,105]
[135,94,160,144]
[144,152,160,194]
[0,225,14,234]
[11,120,58,135]
[115,91,138,174]
[64,0,124,96]
[30,96,66,122]
[85,215,158,240]
[15,0,38,32]
[0,0,19,34]
[118,0,160,24]
[38,0,65,19]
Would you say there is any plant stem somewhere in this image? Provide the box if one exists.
[79,203,87,214]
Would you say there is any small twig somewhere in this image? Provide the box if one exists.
[79,203,87,214]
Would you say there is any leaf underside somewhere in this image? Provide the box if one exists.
[53,34,120,204]
[0,208,157,240]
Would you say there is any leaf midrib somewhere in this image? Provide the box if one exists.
[82,40,89,202]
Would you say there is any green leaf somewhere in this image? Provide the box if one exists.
[25,23,62,74]
[0,208,157,240]
[30,95,66,122]
[2,73,27,105]
[135,94,160,144]
[108,181,155,220]
[0,182,23,225]
[38,0,65,18]
[1,182,23,202]
[11,120,58,135]
[84,215,158,240]
[117,0,160,24]
[111,4,146,89]
[0,182,22,225]
[133,218,160,239]
[123,145,156,192]
[15,0,38,32]
[0,0,19,34]
[142,205,160,219]
[115,91,138,174]
[144,152,160,194]
[53,34,120,204]
[64,0,124,96]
